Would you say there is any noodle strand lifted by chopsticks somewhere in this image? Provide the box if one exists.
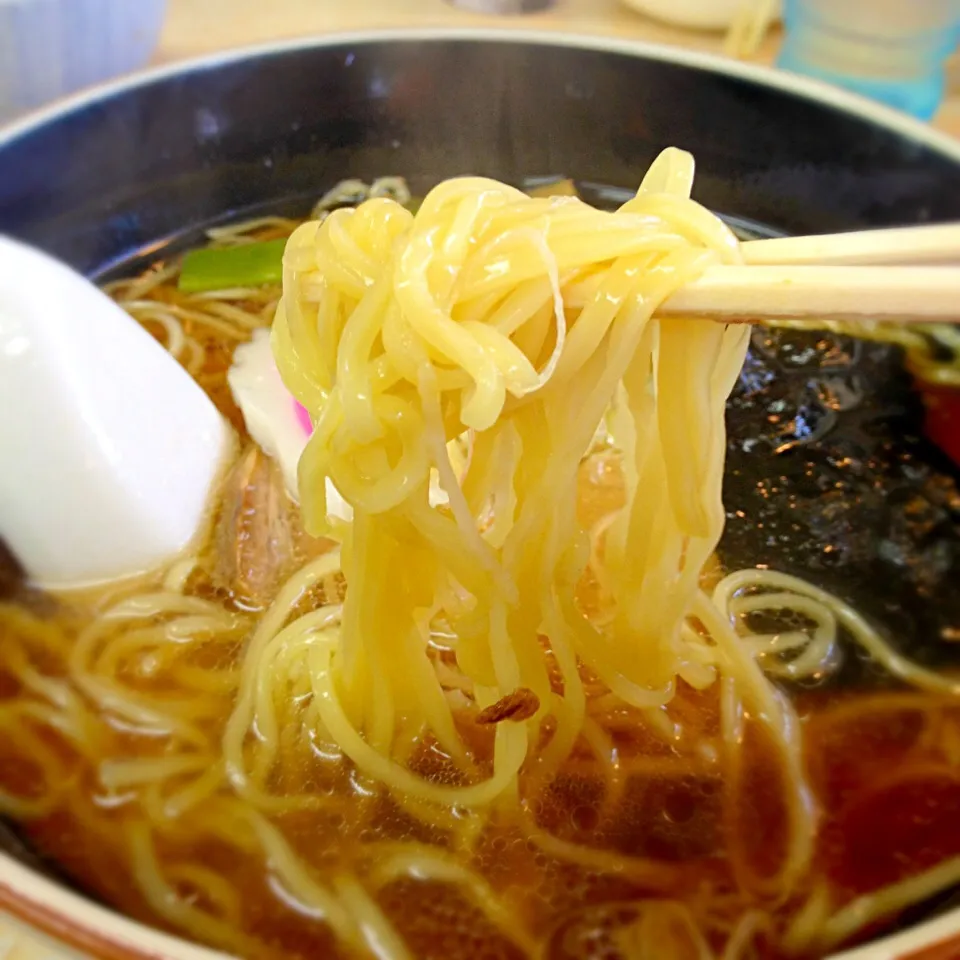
[274,150,758,810]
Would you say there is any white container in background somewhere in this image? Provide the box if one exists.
[618,0,779,31]
[0,0,167,124]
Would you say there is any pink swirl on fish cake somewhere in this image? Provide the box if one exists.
[294,399,313,435]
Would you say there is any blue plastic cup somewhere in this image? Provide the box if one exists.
[777,0,960,120]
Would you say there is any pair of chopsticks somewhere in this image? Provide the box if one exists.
[660,223,960,324]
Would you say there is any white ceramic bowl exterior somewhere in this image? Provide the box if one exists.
[0,912,90,959]
[0,0,167,123]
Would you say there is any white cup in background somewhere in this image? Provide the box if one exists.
[0,0,167,124]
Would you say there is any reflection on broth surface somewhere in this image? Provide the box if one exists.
[1,173,960,960]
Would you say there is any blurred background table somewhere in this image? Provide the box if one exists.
[156,0,960,138]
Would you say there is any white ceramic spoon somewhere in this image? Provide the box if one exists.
[0,236,234,590]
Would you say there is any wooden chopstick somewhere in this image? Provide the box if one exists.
[660,265,960,324]
[741,223,960,268]
[298,221,960,326]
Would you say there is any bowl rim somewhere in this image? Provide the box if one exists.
[3,25,960,960]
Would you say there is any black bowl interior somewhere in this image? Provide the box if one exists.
[3,37,960,274]
[2,31,960,941]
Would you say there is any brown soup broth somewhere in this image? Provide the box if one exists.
[2,190,960,960]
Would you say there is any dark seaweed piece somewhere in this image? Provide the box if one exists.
[722,326,960,685]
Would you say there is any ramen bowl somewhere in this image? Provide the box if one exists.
[2,30,960,960]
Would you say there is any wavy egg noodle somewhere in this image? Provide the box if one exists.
[272,149,797,827]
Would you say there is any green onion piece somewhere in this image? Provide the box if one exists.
[177,238,287,293]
